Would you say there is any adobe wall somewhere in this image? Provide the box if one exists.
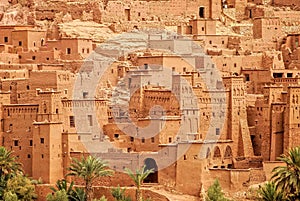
[284,86,300,153]
[253,18,282,42]
[0,52,19,64]
[273,0,300,7]
[34,1,102,23]
[175,142,234,195]
[102,0,221,23]
[201,168,266,193]
[2,104,39,176]
[32,122,64,184]
[35,184,169,201]
[263,161,285,181]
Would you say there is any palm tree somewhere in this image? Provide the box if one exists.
[70,187,86,201]
[111,185,132,201]
[272,146,300,200]
[0,146,22,199]
[125,165,154,201]
[67,155,113,201]
[50,179,75,200]
[257,182,284,201]
[0,147,22,177]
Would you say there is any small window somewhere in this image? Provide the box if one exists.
[114,134,119,138]
[130,137,134,142]
[88,115,93,126]
[245,74,250,81]
[222,40,225,44]
[19,41,22,46]
[46,57,49,61]
[56,109,58,114]
[183,67,186,72]
[87,48,90,54]
[83,92,88,98]
[26,85,30,90]
[142,137,145,143]
[13,140,19,146]
[234,63,237,67]
[41,154,44,158]
[168,137,172,143]
[27,154,31,158]
[151,137,155,143]
[32,56,36,60]
[67,48,71,55]
[202,27,204,31]
[172,67,175,71]
[82,48,85,53]
[209,40,212,44]
[69,116,75,127]
[29,140,33,146]
[144,63,148,69]
[216,128,220,135]
[4,37,8,43]
[40,138,44,144]
[184,155,187,160]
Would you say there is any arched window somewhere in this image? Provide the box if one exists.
[224,146,232,158]
[213,146,221,159]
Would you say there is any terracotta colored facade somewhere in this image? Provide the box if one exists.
[1,0,300,199]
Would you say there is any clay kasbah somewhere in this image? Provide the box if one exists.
[0,0,298,200]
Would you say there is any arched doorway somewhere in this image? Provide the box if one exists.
[144,158,158,183]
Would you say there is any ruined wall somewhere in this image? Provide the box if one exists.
[273,0,300,7]
[102,0,222,23]
[253,17,282,42]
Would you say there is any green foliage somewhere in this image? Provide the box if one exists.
[111,185,132,201]
[125,165,154,201]
[50,179,75,199]
[257,182,284,201]
[68,155,113,201]
[92,195,107,201]
[46,189,69,201]
[69,187,86,201]
[0,147,22,177]
[272,147,300,200]
[0,147,36,200]
[3,191,18,201]
[206,179,230,201]
[4,174,37,201]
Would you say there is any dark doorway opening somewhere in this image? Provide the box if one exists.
[144,158,158,183]
[199,7,205,18]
